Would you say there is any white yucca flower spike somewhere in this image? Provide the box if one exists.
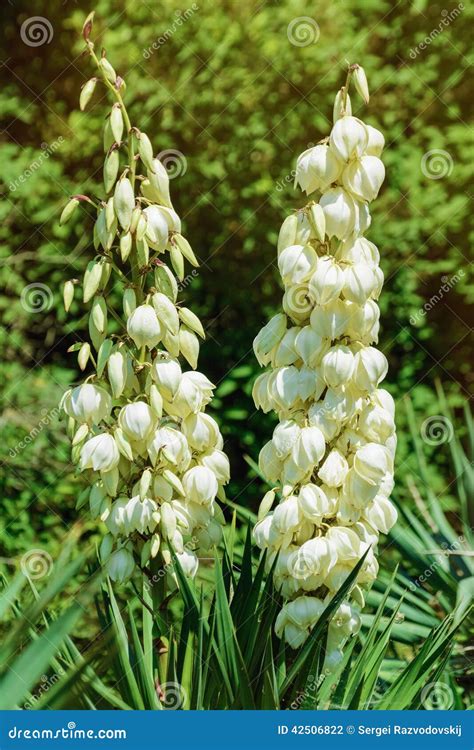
[253,64,396,669]
[60,14,229,593]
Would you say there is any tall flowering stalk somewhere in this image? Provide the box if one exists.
[60,15,229,589]
[252,66,397,668]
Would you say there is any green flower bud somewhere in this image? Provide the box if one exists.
[178,307,205,339]
[352,64,369,104]
[96,338,113,377]
[170,244,184,280]
[179,326,199,369]
[114,177,135,230]
[110,104,124,143]
[154,264,178,301]
[138,131,154,170]
[152,292,179,335]
[80,78,97,111]
[91,296,107,333]
[83,260,103,303]
[174,234,199,267]
[99,57,117,84]
[123,288,136,319]
[104,149,119,193]
[120,232,132,262]
[63,280,74,312]
[78,342,91,371]
[136,236,149,266]
[60,198,79,225]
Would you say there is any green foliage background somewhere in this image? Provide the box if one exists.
[0,1,472,574]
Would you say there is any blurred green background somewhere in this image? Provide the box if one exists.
[0,0,472,562]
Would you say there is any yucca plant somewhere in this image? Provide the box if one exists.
[59,14,229,612]
[0,510,469,710]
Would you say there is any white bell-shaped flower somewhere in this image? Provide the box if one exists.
[272,419,301,458]
[199,448,230,484]
[353,442,393,485]
[147,425,190,469]
[321,345,355,388]
[62,383,112,425]
[329,116,368,161]
[295,144,343,194]
[319,188,356,239]
[363,496,397,534]
[308,256,344,304]
[291,426,325,468]
[342,155,385,202]
[342,264,377,305]
[318,449,349,488]
[127,304,162,349]
[151,357,182,400]
[80,433,119,472]
[353,346,388,391]
[298,483,331,523]
[143,205,169,251]
[118,401,155,442]
[107,548,135,583]
[365,124,385,156]
[310,299,352,340]
[278,244,318,285]
[253,313,287,366]
[182,466,218,505]
[182,412,220,451]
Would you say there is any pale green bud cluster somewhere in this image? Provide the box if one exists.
[252,67,397,668]
[60,23,228,585]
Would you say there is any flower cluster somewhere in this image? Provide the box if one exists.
[252,66,397,667]
[60,15,228,585]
